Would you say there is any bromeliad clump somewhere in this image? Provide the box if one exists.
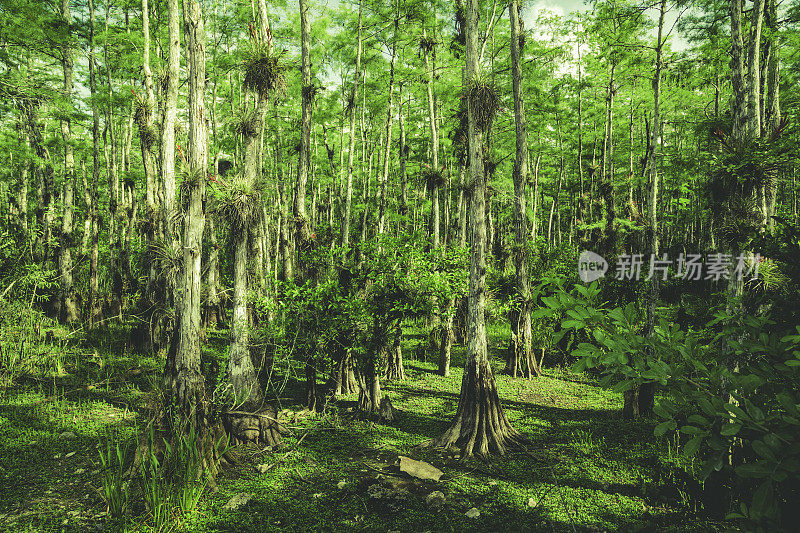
[133,95,157,150]
[419,35,437,56]
[242,45,285,98]
[232,110,260,139]
[422,168,446,191]
[215,177,263,237]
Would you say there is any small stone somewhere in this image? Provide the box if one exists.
[256,463,271,474]
[337,481,347,489]
[399,456,443,482]
[65,452,76,458]
[61,431,76,439]
[465,507,480,518]
[425,491,446,508]
[527,497,537,508]
[223,493,252,510]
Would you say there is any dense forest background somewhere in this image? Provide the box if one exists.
[1,0,800,530]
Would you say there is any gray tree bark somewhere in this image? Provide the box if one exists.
[169,0,208,430]
[504,0,533,379]
[435,0,522,458]
[58,0,77,323]
[341,0,362,248]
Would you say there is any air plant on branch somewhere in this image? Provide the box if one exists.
[464,76,499,131]
[242,44,286,98]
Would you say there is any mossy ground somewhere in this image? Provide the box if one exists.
[0,323,717,532]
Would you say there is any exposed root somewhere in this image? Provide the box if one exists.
[434,359,526,458]
[222,405,289,447]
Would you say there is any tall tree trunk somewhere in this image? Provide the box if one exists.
[205,217,222,327]
[398,88,409,230]
[87,0,102,328]
[58,0,77,323]
[226,0,273,411]
[424,28,440,250]
[385,319,405,381]
[624,0,665,420]
[341,0,362,248]
[730,0,747,143]
[296,0,312,245]
[15,118,29,238]
[435,0,522,458]
[168,0,209,433]
[81,160,91,255]
[26,105,55,267]
[359,316,387,417]
[104,10,119,250]
[745,0,765,140]
[438,297,454,377]
[158,0,181,367]
[459,163,468,247]
[228,224,261,408]
[376,23,397,237]
[504,0,533,378]
[547,115,564,251]
[764,0,780,234]
[161,0,180,248]
[298,0,315,410]
[276,118,293,281]
[140,0,159,300]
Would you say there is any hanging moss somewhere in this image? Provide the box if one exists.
[419,36,437,55]
[133,95,152,129]
[139,204,160,236]
[140,125,158,151]
[301,84,320,103]
[449,97,469,165]
[450,1,466,57]
[422,168,445,190]
[133,94,158,150]
[345,88,356,116]
[243,47,285,98]
[465,77,499,131]
[484,158,498,177]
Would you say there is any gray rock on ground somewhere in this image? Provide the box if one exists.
[223,493,252,510]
